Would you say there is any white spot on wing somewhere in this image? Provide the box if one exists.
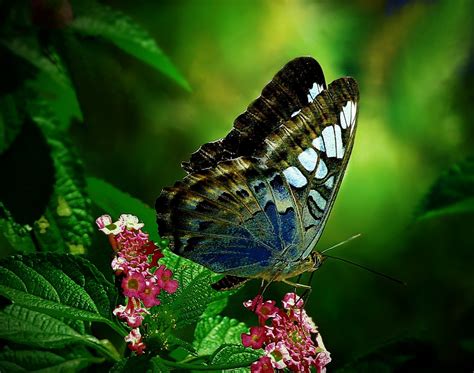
[324,176,334,189]
[283,166,307,188]
[291,109,301,118]
[340,101,357,131]
[312,137,325,152]
[340,102,351,129]
[298,148,318,172]
[309,189,327,210]
[307,82,323,103]
[334,124,344,159]
[351,102,357,127]
[322,126,337,157]
[315,159,328,179]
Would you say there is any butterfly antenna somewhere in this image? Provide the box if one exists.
[321,233,362,254]
[324,254,406,286]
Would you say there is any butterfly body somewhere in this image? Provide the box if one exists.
[156,57,359,286]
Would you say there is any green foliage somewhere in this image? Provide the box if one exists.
[86,177,159,242]
[0,206,36,253]
[210,344,262,367]
[193,316,248,356]
[31,116,93,253]
[0,304,102,349]
[0,94,24,155]
[0,347,100,372]
[418,156,474,219]
[70,3,190,91]
[0,0,472,371]
[0,38,70,88]
[157,250,235,329]
[0,253,118,328]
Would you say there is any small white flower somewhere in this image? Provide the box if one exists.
[119,214,144,230]
[95,214,112,229]
[111,256,127,272]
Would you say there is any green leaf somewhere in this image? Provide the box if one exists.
[109,356,151,372]
[418,157,474,220]
[0,305,102,349]
[0,93,24,155]
[210,344,261,368]
[71,4,190,91]
[193,316,248,356]
[0,253,119,332]
[156,250,234,329]
[27,71,83,131]
[0,347,101,373]
[0,38,70,88]
[148,357,171,373]
[0,205,36,253]
[86,177,159,242]
[32,115,93,253]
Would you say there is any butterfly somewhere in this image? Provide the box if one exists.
[156,57,359,290]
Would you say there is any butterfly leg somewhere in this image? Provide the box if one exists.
[282,279,312,289]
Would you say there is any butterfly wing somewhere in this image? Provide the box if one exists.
[156,57,359,279]
[182,57,327,173]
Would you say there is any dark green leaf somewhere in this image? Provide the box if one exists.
[0,38,70,88]
[418,157,474,220]
[0,253,118,330]
[86,177,158,242]
[0,347,100,373]
[0,205,36,253]
[71,4,190,90]
[0,119,54,226]
[27,71,82,130]
[0,93,24,154]
[31,115,93,253]
[157,250,234,329]
[0,305,101,349]
[109,358,128,373]
[193,316,248,356]
[148,357,171,373]
[210,344,261,370]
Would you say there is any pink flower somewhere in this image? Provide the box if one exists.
[265,341,290,369]
[155,265,179,294]
[294,308,318,333]
[242,293,331,373]
[251,356,274,373]
[113,297,149,328]
[244,294,263,311]
[139,280,161,308]
[242,326,267,349]
[125,328,146,355]
[122,272,146,298]
[255,300,279,324]
[282,292,304,309]
[314,350,332,373]
[97,213,180,354]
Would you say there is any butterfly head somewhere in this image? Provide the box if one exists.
[311,251,326,271]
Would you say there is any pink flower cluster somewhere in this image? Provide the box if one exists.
[241,293,331,373]
[96,214,178,354]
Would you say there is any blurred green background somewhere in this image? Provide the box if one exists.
[1,0,473,370]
